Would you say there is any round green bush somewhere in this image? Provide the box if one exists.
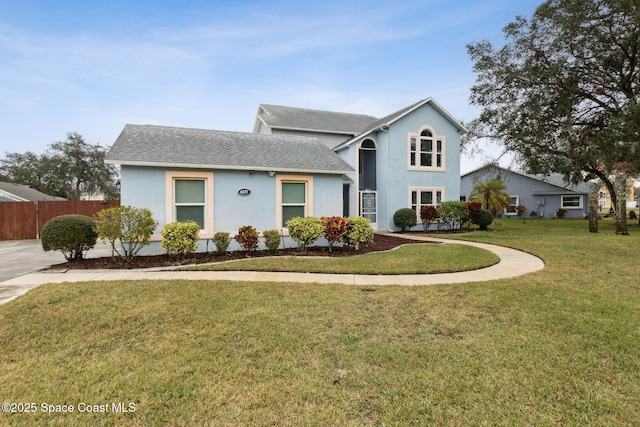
[161,221,200,256]
[393,208,417,232]
[343,217,374,250]
[41,214,97,261]
[212,232,231,255]
[286,216,323,251]
[262,229,282,253]
[476,209,494,230]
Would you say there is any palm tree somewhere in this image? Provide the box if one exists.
[470,178,511,217]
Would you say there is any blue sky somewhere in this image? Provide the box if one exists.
[0,0,542,173]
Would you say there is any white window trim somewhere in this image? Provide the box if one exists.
[561,194,583,209]
[358,138,378,150]
[505,195,520,216]
[408,186,445,220]
[276,174,314,233]
[407,126,446,172]
[165,171,214,239]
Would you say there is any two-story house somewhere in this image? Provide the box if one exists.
[105,98,466,248]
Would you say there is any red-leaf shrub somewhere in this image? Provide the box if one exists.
[419,205,438,230]
[467,201,482,225]
[234,225,259,251]
[321,216,349,252]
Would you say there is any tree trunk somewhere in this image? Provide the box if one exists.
[588,182,599,233]
[615,175,629,235]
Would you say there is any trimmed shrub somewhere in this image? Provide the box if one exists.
[321,216,348,252]
[94,205,158,264]
[161,221,200,256]
[286,216,323,251]
[235,225,259,251]
[437,201,470,230]
[393,208,417,232]
[212,232,231,255]
[476,209,494,230]
[343,217,374,250]
[419,205,438,231]
[262,229,282,253]
[41,214,97,262]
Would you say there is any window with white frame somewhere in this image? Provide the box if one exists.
[561,195,583,209]
[506,196,519,215]
[165,171,213,237]
[408,127,445,170]
[409,188,443,214]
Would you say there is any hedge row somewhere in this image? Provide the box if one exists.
[393,201,494,232]
[41,208,377,264]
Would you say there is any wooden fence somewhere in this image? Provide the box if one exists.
[0,200,120,241]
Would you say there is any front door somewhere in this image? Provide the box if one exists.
[360,191,377,228]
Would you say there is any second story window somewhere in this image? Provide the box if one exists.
[409,127,445,170]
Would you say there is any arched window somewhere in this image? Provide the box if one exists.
[361,139,376,150]
[409,127,444,169]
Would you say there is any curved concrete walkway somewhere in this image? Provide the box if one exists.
[0,234,544,305]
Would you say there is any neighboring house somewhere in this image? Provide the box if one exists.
[0,182,66,202]
[105,97,466,246]
[460,164,589,219]
[596,180,637,210]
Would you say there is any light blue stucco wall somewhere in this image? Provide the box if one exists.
[214,170,276,232]
[337,102,462,231]
[460,166,588,219]
[120,166,167,234]
[120,166,344,254]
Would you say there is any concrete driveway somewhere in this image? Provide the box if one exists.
[0,239,113,282]
[0,239,114,305]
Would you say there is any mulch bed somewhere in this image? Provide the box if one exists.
[49,233,431,270]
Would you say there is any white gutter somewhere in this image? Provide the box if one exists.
[105,159,354,175]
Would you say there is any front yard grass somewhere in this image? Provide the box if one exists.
[186,243,499,274]
[0,219,639,426]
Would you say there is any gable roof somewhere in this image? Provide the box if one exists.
[0,182,66,201]
[105,124,354,174]
[461,164,590,194]
[334,98,468,150]
[254,104,379,136]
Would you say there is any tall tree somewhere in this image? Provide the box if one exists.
[0,133,119,200]
[467,0,640,231]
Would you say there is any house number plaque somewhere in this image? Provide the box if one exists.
[238,188,251,196]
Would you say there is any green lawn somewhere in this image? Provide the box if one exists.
[187,243,499,274]
[1,219,639,426]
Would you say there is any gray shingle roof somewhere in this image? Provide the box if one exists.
[334,98,468,150]
[461,164,590,193]
[357,99,426,135]
[257,104,379,134]
[528,172,590,193]
[0,182,66,201]
[105,124,354,174]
